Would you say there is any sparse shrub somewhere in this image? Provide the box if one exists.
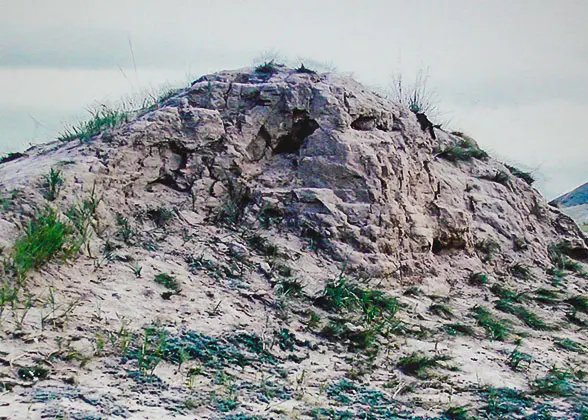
[512,237,528,251]
[469,272,488,286]
[443,323,475,336]
[555,338,584,353]
[146,207,174,228]
[532,367,577,396]
[444,405,470,420]
[320,319,381,350]
[154,273,181,296]
[17,364,50,382]
[533,288,561,305]
[505,164,535,185]
[295,63,316,74]
[315,277,398,323]
[115,213,135,244]
[246,233,279,259]
[254,60,279,77]
[566,295,587,313]
[213,177,251,228]
[41,168,64,201]
[566,310,587,327]
[481,170,510,186]
[276,278,304,298]
[490,283,526,302]
[301,310,321,331]
[403,286,422,296]
[549,242,586,275]
[429,303,454,319]
[495,299,553,330]
[507,347,533,371]
[509,263,531,280]
[397,352,452,379]
[479,387,533,417]
[437,139,489,162]
[475,239,501,262]
[0,152,25,165]
[59,106,127,142]
[471,305,511,341]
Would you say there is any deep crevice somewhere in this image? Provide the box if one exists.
[273,110,319,154]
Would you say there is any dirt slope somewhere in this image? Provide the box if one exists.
[0,65,586,419]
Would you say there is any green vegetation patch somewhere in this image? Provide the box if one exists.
[471,305,512,341]
[478,387,534,418]
[437,139,489,162]
[154,273,181,297]
[566,295,588,313]
[124,327,278,376]
[549,242,586,275]
[11,207,76,277]
[555,338,584,353]
[59,107,127,142]
[531,367,579,397]
[494,299,554,331]
[443,323,476,337]
[309,379,400,419]
[505,164,535,185]
[397,352,452,379]
[41,168,64,201]
[315,277,398,323]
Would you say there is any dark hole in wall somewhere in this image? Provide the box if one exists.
[351,116,377,131]
[432,238,444,254]
[273,110,319,154]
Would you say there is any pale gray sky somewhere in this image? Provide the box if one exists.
[1,0,587,199]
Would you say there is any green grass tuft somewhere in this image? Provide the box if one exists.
[549,242,586,275]
[437,139,489,162]
[490,283,526,302]
[469,272,488,286]
[495,299,554,330]
[154,273,181,296]
[41,168,64,201]
[475,239,501,262]
[429,303,454,319]
[59,107,127,142]
[555,338,584,353]
[443,323,476,336]
[480,170,510,186]
[397,352,452,379]
[509,263,531,280]
[531,367,578,396]
[471,305,511,341]
[566,295,587,313]
[12,207,76,277]
[315,277,398,323]
[505,164,535,185]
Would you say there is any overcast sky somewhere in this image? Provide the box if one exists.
[1,0,586,199]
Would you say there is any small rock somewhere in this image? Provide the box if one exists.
[259,262,272,276]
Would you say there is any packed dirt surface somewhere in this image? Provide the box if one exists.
[0,65,586,419]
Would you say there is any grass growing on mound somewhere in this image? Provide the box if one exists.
[549,242,586,276]
[154,273,181,297]
[11,207,76,277]
[437,139,489,162]
[471,305,512,341]
[505,164,535,185]
[41,168,64,201]
[315,277,398,323]
[494,299,554,331]
[59,107,127,142]
[397,352,452,378]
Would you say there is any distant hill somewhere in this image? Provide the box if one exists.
[551,181,588,228]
